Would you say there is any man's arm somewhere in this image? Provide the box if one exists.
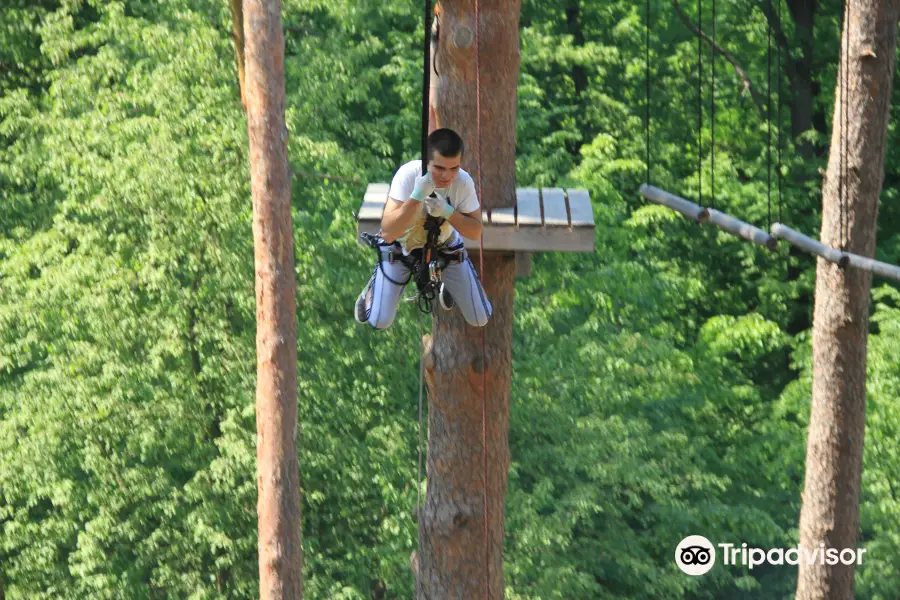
[380,197,421,242]
[446,209,482,240]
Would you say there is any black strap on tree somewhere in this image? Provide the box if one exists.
[777,0,783,227]
[420,0,445,262]
[836,0,851,251]
[422,0,433,178]
[645,0,651,186]
[711,0,716,208]
[767,0,772,229]
[697,0,702,207]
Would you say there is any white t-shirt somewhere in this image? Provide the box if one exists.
[387,159,480,253]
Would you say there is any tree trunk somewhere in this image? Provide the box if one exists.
[229,0,247,112]
[243,1,304,599]
[418,1,520,598]
[786,0,819,152]
[797,1,900,598]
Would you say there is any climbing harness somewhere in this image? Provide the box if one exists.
[359,222,466,315]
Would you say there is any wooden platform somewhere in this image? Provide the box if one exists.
[357,184,595,253]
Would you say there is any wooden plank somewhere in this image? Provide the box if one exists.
[490,207,516,227]
[359,183,389,222]
[844,252,900,282]
[542,188,569,228]
[462,225,594,252]
[365,182,390,198]
[771,223,849,266]
[566,189,595,229]
[639,184,709,222]
[706,208,777,250]
[517,187,542,227]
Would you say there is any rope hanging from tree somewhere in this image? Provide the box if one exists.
[415,2,432,597]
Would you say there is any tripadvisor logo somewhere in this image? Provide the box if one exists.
[675,536,868,576]
[675,535,716,576]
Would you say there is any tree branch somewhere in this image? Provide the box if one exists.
[672,0,765,115]
[293,169,363,185]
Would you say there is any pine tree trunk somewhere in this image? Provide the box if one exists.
[418,1,520,598]
[797,1,900,598]
[244,1,304,598]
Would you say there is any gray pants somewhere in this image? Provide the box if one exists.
[362,247,492,329]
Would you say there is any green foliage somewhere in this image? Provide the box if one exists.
[2,0,900,598]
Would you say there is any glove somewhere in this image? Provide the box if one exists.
[424,194,455,219]
[409,172,436,202]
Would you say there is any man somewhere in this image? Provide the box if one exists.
[355,128,492,329]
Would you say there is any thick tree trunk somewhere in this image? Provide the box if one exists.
[243,1,303,599]
[796,1,900,598]
[418,1,520,598]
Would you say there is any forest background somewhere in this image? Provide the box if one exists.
[2,0,900,598]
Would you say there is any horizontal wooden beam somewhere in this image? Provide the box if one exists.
[771,223,849,267]
[640,184,776,250]
[772,222,900,281]
[706,208,777,250]
[844,252,900,283]
[639,184,708,222]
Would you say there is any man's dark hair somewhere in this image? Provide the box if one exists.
[427,128,464,160]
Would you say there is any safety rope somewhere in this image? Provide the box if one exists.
[474,0,489,596]
[767,0,772,230]
[711,0,715,208]
[416,307,424,600]
[840,0,850,251]
[415,2,432,597]
[777,0,783,226]
[645,0,651,186]
[697,0,702,206]
[422,0,433,179]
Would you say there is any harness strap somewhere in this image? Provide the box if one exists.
[360,230,466,314]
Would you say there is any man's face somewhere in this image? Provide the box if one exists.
[429,152,462,188]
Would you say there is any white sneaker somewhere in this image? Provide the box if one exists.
[355,280,372,324]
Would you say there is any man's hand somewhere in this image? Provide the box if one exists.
[409,172,436,202]
[424,195,455,219]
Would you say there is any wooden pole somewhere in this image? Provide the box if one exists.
[639,184,709,222]
[771,223,849,267]
[705,208,777,249]
[640,184,776,249]
[244,0,304,598]
[843,251,900,283]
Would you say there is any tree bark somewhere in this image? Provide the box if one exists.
[229,0,247,112]
[797,1,900,598]
[419,1,520,598]
[243,1,303,599]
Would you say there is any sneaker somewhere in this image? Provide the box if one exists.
[355,280,372,324]
[439,282,455,311]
